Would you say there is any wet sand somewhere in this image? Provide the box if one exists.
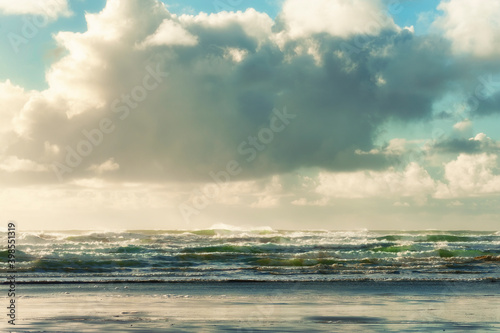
[6,281,500,332]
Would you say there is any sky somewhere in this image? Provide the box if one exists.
[1,0,500,230]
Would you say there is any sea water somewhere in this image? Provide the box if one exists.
[2,228,499,283]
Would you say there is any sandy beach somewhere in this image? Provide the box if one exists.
[6,281,499,332]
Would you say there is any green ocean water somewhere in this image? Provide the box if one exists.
[1,228,499,283]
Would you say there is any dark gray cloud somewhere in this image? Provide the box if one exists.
[431,136,500,155]
[432,138,482,154]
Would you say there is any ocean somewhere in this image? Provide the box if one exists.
[3,227,500,283]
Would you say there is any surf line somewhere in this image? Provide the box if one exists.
[6,221,16,326]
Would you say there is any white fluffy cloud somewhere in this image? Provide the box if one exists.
[278,0,398,40]
[0,0,71,19]
[88,158,120,174]
[302,151,500,202]
[316,163,436,199]
[180,9,274,43]
[0,156,48,172]
[139,19,198,47]
[453,119,472,132]
[436,153,500,198]
[434,0,500,57]
[0,80,31,137]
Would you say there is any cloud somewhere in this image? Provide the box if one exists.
[453,119,472,132]
[0,0,71,19]
[1,0,500,188]
[432,138,481,154]
[296,150,500,201]
[0,80,31,139]
[291,197,329,206]
[181,8,274,43]
[276,0,398,40]
[139,19,198,47]
[87,158,120,174]
[431,133,500,154]
[433,0,500,57]
[0,156,48,172]
[249,175,283,208]
[316,162,436,199]
[436,153,500,198]
[180,175,286,212]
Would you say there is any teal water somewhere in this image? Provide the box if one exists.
[1,229,499,283]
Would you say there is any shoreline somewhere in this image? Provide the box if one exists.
[16,279,500,297]
[7,280,500,332]
[4,277,500,284]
